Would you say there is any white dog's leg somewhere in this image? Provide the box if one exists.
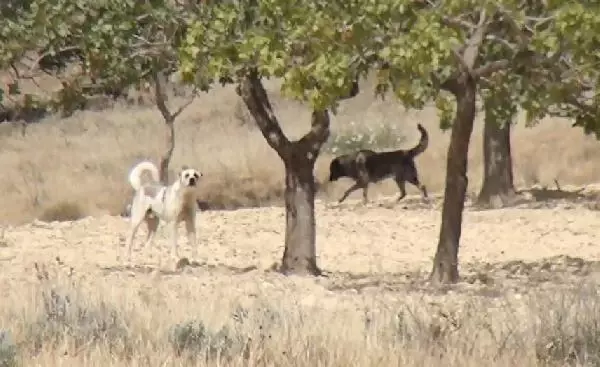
[185,214,197,258]
[143,216,159,254]
[170,222,180,259]
[127,212,145,262]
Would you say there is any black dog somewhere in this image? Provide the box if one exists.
[328,124,429,204]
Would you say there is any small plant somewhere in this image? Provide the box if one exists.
[534,291,600,366]
[0,228,9,248]
[0,330,17,367]
[323,120,407,155]
[168,320,245,359]
[26,263,130,355]
[38,201,86,222]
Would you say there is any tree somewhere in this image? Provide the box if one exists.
[477,73,519,208]
[180,0,600,280]
[0,0,46,125]
[365,3,503,283]
[474,2,600,208]
[371,0,600,283]
[180,0,367,275]
[20,0,197,181]
[477,107,516,208]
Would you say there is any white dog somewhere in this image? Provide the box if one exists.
[126,161,202,261]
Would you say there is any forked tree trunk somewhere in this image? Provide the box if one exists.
[280,145,320,275]
[153,71,176,185]
[477,112,516,208]
[236,70,341,276]
[152,70,197,185]
[430,74,478,284]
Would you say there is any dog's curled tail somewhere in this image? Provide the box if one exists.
[128,161,160,191]
[407,123,429,158]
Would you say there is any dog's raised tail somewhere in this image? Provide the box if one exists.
[407,123,429,158]
[128,161,160,191]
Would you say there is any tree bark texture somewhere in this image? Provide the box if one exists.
[280,144,320,275]
[153,71,176,185]
[237,70,330,276]
[430,74,477,284]
[477,113,516,208]
[159,121,175,185]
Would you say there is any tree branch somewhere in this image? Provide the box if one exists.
[495,5,533,47]
[152,71,173,124]
[473,59,510,78]
[441,15,476,32]
[298,109,330,158]
[485,34,518,51]
[431,72,461,95]
[461,9,488,72]
[172,85,198,120]
[237,68,290,156]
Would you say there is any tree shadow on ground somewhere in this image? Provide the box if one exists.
[521,182,588,201]
[472,182,600,211]
[323,194,443,212]
[524,180,600,202]
[321,255,600,297]
[100,258,258,276]
[321,269,430,293]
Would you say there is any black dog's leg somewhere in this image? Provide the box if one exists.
[394,176,407,202]
[419,183,429,200]
[339,183,363,203]
[355,155,371,205]
[408,176,429,201]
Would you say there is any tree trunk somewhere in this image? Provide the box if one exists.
[280,144,320,275]
[159,121,175,185]
[477,113,516,208]
[237,71,334,276]
[430,75,477,284]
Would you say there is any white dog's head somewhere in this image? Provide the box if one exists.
[179,166,202,188]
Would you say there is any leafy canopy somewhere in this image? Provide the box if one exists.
[179,0,405,111]
[476,2,600,132]
[0,0,187,113]
[2,0,600,136]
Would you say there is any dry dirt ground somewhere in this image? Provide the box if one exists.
[3,194,600,286]
[2,193,600,365]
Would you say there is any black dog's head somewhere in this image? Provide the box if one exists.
[328,157,346,181]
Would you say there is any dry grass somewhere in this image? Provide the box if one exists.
[1,78,599,224]
[2,260,600,366]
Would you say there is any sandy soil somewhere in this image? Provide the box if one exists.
[2,193,600,305]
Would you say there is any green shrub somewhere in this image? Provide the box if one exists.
[168,320,245,359]
[25,283,130,354]
[323,120,407,155]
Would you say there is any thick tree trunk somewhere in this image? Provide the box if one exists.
[280,145,320,275]
[237,71,336,276]
[430,75,477,284]
[477,114,516,208]
[159,121,175,185]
